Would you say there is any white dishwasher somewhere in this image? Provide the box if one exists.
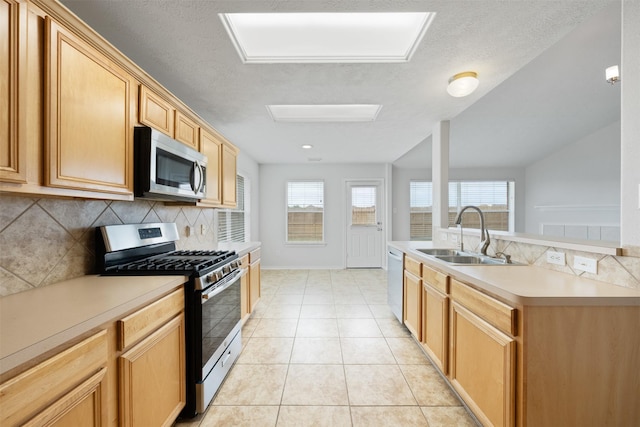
[387,247,403,323]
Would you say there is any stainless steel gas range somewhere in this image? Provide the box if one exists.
[96,222,245,418]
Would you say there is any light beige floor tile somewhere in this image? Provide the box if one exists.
[400,365,461,406]
[362,292,388,305]
[237,337,294,364]
[213,364,288,405]
[304,283,333,293]
[369,304,397,319]
[344,365,417,406]
[340,337,396,364]
[421,406,478,427]
[252,318,298,337]
[274,293,304,304]
[351,406,429,427]
[387,337,430,364]
[375,318,411,337]
[260,304,302,319]
[290,337,343,364]
[242,316,260,338]
[333,293,367,304]
[299,304,337,319]
[199,406,279,427]
[335,304,373,318]
[276,406,351,427]
[338,318,382,337]
[281,364,348,405]
[296,318,339,337]
[303,293,334,304]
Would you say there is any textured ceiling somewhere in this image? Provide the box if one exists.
[59,0,619,168]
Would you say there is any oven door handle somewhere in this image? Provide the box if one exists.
[201,268,247,304]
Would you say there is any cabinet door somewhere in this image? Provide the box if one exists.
[422,283,448,373]
[450,302,515,427]
[22,368,107,427]
[0,0,26,183]
[174,110,199,149]
[249,259,260,312]
[403,270,422,340]
[139,85,174,136]
[198,128,222,206]
[119,313,186,427]
[45,18,133,195]
[221,143,237,208]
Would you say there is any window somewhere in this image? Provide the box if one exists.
[351,186,377,226]
[218,175,246,242]
[287,181,324,242]
[410,180,513,240]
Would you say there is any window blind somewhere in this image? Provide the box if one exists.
[287,181,324,242]
[218,175,246,242]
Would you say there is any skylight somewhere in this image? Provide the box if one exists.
[266,104,382,122]
[220,12,435,63]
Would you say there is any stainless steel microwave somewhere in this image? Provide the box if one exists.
[134,126,207,202]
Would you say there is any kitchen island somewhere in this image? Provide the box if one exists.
[389,240,640,427]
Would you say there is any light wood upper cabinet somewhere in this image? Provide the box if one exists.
[0,330,108,427]
[0,0,27,184]
[45,17,133,195]
[221,142,238,208]
[139,85,174,137]
[174,109,199,149]
[199,128,222,206]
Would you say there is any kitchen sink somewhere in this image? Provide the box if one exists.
[434,255,512,265]
[415,248,465,256]
[413,248,524,266]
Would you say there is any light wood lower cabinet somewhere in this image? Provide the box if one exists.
[117,288,185,427]
[249,248,261,312]
[0,330,108,427]
[403,269,422,340]
[450,301,515,427]
[422,282,448,373]
[119,314,185,427]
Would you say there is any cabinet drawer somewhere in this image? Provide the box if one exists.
[450,279,516,336]
[239,254,249,268]
[422,264,449,294]
[0,330,107,426]
[118,288,184,350]
[404,256,421,277]
[249,248,261,263]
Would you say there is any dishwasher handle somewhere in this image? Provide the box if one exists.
[387,251,403,261]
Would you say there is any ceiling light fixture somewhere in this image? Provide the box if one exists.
[301,144,313,149]
[219,12,435,63]
[447,71,479,97]
[605,65,619,84]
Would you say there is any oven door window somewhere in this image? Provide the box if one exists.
[156,148,194,191]
[201,281,241,371]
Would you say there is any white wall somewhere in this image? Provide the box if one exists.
[391,166,526,241]
[621,0,640,248]
[524,121,620,236]
[259,163,387,269]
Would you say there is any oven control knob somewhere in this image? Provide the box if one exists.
[206,274,214,284]
[223,265,231,274]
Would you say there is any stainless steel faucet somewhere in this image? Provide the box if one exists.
[454,205,490,255]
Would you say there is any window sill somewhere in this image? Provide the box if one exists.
[285,242,327,247]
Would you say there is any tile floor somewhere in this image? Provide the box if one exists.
[175,269,478,427]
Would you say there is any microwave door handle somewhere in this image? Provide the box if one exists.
[191,163,201,194]
[197,163,205,193]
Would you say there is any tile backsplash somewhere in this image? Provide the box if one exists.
[0,194,217,296]
[457,233,640,290]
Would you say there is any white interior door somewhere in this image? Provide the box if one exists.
[346,181,383,268]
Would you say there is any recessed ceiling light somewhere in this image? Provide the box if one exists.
[267,104,382,122]
[301,144,313,149]
[220,12,435,63]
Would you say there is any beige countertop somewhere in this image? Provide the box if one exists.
[389,241,640,307]
[0,274,188,376]
[217,241,261,257]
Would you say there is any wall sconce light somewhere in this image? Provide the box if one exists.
[605,65,619,84]
[447,71,479,97]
